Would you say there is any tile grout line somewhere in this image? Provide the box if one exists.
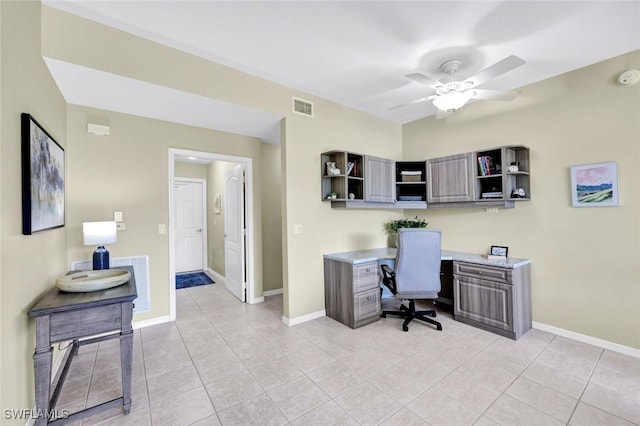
[176,287,225,426]
[469,333,557,425]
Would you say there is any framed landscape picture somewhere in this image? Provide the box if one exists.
[570,162,618,207]
[21,113,65,234]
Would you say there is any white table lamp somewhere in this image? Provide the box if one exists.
[83,221,117,270]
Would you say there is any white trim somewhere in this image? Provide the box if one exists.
[532,321,640,359]
[133,315,172,330]
[205,268,225,284]
[169,148,257,322]
[173,177,208,273]
[250,296,265,304]
[263,288,283,297]
[168,157,177,321]
[282,310,326,326]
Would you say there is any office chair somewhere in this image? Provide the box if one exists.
[380,228,442,332]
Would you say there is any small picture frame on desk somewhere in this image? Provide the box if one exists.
[490,245,509,257]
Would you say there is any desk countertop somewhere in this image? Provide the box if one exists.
[324,248,531,269]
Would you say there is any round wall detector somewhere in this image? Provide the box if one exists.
[617,69,640,86]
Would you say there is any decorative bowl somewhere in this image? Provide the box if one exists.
[56,269,131,293]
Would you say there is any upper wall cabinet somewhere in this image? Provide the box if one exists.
[426,153,474,203]
[321,151,364,202]
[474,145,530,202]
[364,155,395,203]
[321,145,530,209]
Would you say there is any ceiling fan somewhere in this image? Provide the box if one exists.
[392,55,526,118]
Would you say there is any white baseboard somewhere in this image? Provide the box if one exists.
[249,296,265,304]
[206,268,225,284]
[263,288,283,297]
[532,321,640,359]
[282,309,326,326]
[133,315,172,330]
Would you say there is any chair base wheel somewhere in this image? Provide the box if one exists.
[381,301,443,332]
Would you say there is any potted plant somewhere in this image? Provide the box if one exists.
[386,216,428,246]
[387,216,428,233]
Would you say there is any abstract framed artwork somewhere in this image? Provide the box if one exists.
[570,161,619,207]
[21,113,65,234]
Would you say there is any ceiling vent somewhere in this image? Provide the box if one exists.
[292,97,313,117]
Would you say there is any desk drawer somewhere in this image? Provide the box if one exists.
[50,304,122,342]
[454,262,512,284]
[354,289,380,322]
[353,262,379,292]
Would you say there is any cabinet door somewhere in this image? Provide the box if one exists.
[426,153,474,203]
[353,262,380,292]
[454,276,513,332]
[353,289,380,324]
[364,156,395,203]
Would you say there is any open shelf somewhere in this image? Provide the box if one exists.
[395,161,426,203]
[475,146,530,201]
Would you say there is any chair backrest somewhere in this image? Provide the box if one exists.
[395,228,442,298]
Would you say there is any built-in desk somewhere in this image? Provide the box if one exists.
[324,249,532,339]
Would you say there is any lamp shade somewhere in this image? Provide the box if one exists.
[83,221,117,245]
[432,91,473,112]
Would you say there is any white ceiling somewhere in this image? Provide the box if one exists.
[45,1,640,128]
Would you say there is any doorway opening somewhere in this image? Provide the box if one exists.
[169,148,256,322]
[173,178,208,274]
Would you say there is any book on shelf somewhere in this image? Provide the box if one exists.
[477,156,494,176]
[346,162,355,176]
[481,192,503,198]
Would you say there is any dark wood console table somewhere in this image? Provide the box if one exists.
[27,266,137,425]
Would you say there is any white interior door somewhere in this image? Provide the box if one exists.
[225,165,245,301]
[174,180,205,273]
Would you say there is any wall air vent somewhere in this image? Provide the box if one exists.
[292,97,313,117]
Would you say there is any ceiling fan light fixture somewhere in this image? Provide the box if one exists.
[432,91,472,112]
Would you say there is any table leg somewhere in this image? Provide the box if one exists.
[33,316,53,426]
[120,302,133,415]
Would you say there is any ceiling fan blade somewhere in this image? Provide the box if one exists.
[388,95,437,110]
[463,55,526,88]
[469,89,519,101]
[405,72,441,88]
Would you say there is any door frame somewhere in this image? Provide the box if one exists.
[173,177,208,273]
[168,148,256,322]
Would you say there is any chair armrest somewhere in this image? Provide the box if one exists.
[380,264,397,294]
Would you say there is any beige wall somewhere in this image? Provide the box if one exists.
[175,162,207,180]
[66,105,265,321]
[42,7,404,321]
[261,143,283,292]
[403,51,640,349]
[1,2,68,419]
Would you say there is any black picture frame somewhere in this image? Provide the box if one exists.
[21,113,65,235]
[490,245,509,257]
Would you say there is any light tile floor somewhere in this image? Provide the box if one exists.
[58,283,640,425]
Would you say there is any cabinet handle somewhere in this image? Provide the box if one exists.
[478,271,483,275]
[367,296,372,300]
[365,268,371,272]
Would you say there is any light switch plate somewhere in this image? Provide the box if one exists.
[116,222,126,231]
[114,211,123,222]
[293,224,303,234]
[158,224,167,235]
